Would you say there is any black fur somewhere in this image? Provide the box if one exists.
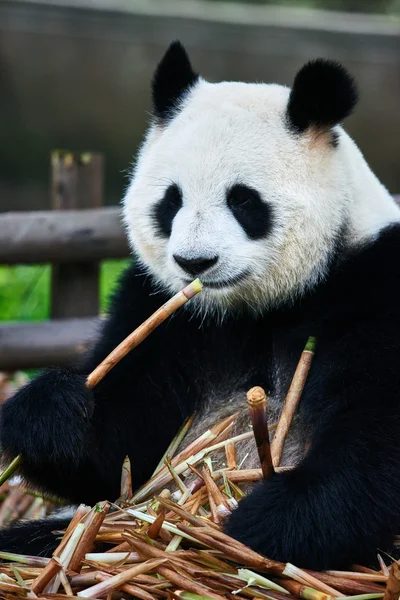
[0,518,71,558]
[1,226,400,569]
[287,59,358,133]
[152,41,199,120]
[153,183,183,237]
[227,184,274,239]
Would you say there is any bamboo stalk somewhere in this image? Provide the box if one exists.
[77,557,168,598]
[307,571,385,595]
[282,564,341,598]
[86,279,202,388]
[94,572,158,600]
[325,571,387,583]
[68,501,110,572]
[271,336,316,467]
[176,525,283,573]
[0,455,22,486]
[147,506,167,539]
[247,387,274,479]
[377,556,390,578]
[277,578,331,600]
[383,562,400,600]
[156,564,226,600]
[225,441,237,469]
[120,455,133,501]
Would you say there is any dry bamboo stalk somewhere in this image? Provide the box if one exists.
[120,455,133,501]
[283,564,342,598]
[77,557,167,598]
[307,571,385,595]
[189,463,230,516]
[277,578,332,600]
[176,525,283,573]
[30,511,87,594]
[207,490,221,524]
[325,570,387,582]
[54,504,91,558]
[155,564,226,600]
[225,440,237,469]
[271,336,316,467]
[147,506,167,539]
[155,495,216,529]
[378,556,390,578]
[45,522,87,594]
[104,541,131,554]
[29,556,62,595]
[94,572,158,600]
[383,562,400,600]
[123,532,208,572]
[68,501,110,572]
[353,564,383,575]
[247,387,274,479]
[86,279,202,388]
[0,280,202,481]
[0,455,22,487]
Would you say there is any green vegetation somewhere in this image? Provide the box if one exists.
[0,260,130,322]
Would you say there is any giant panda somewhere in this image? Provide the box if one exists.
[0,41,399,571]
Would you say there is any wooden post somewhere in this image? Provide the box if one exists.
[50,151,104,319]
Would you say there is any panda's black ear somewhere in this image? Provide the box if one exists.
[152,41,199,120]
[287,59,358,133]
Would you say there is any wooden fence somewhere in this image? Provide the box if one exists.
[0,152,399,372]
[0,152,129,371]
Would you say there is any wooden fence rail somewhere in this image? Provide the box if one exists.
[0,317,100,371]
[0,207,129,265]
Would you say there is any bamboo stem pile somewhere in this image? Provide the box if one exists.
[0,412,397,599]
[0,286,399,599]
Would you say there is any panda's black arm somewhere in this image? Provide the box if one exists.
[226,399,399,570]
[226,318,400,570]
[0,263,200,505]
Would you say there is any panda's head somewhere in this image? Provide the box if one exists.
[123,42,395,315]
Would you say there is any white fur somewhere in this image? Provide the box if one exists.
[123,77,400,317]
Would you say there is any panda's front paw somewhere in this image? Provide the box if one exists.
[0,368,94,470]
[224,473,333,570]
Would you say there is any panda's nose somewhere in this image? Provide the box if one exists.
[173,254,218,276]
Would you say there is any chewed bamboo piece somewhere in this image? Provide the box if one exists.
[86,278,203,388]
[271,336,316,467]
[383,561,400,600]
[247,386,274,479]
[0,278,203,485]
[120,455,133,501]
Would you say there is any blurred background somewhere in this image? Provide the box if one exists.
[0,0,399,325]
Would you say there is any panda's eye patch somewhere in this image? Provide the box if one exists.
[227,185,256,208]
[166,184,183,207]
[227,184,273,240]
[153,183,183,237]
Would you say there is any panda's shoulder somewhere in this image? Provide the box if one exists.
[324,223,400,313]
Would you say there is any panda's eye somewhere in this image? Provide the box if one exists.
[165,184,183,208]
[226,184,273,240]
[227,185,258,208]
[153,184,183,237]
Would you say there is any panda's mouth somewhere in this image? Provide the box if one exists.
[183,270,250,289]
